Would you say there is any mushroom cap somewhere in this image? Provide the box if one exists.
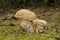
[15,9,37,21]
[33,19,47,26]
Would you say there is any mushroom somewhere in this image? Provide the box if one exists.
[15,9,37,33]
[33,19,47,34]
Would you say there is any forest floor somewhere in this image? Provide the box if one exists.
[0,7,60,40]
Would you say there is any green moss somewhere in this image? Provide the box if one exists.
[0,12,60,40]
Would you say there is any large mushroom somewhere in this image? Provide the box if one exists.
[15,9,37,33]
